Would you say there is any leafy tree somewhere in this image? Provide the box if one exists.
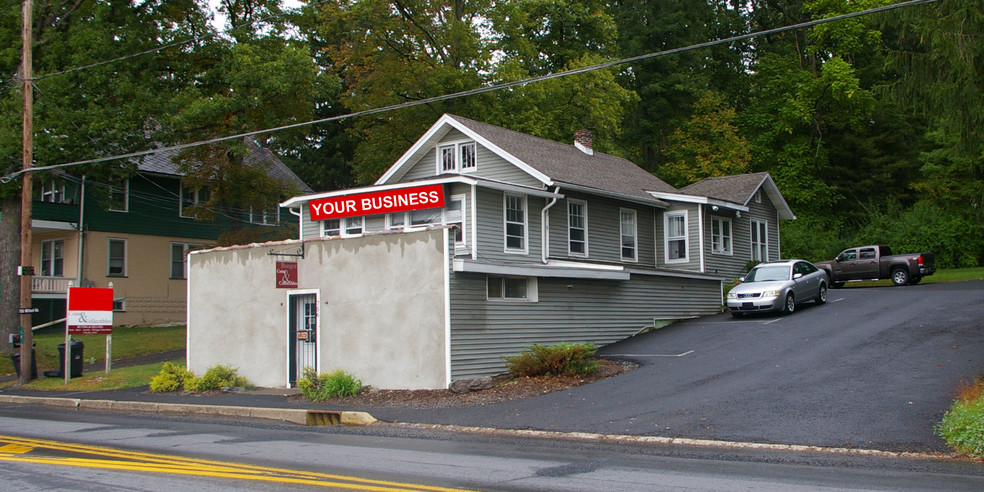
[659,90,751,187]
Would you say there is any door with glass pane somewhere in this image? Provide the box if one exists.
[288,293,318,387]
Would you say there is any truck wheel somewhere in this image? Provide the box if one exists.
[831,282,845,289]
[782,293,795,314]
[910,276,922,285]
[891,268,910,286]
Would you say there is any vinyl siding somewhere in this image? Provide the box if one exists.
[546,192,657,267]
[400,129,541,186]
[474,187,542,263]
[448,271,722,379]
[656,203,701,272]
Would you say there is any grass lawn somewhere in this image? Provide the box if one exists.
[18,360,183,391]
[1,325,186,378]
[841,267,984,288]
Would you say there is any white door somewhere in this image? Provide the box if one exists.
[288,293,318,387]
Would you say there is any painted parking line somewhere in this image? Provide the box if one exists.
[605,350,694,358]
[0,435,476,492]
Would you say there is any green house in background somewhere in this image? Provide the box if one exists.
[21,138,312,329]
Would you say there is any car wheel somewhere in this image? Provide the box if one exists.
[731,311,743,319]
[891,268,910,286]
[782,293,795,315]
[816,284,827,305]
[831,282,845,289]
[910,276,922,285]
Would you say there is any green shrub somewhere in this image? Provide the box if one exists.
[297,368,363,401]
[149,362,194,393]
[187,365,250,392]
[504,343,598,378]
[936,378,984,459]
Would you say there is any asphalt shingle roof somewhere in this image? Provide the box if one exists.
[679,172,770,205]
[448,115,677,200]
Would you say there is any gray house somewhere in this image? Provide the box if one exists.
[186,114,794,390]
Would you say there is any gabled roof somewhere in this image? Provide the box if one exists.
[377,114,676,204]
[137,138,313,194]
[679,172,795,220]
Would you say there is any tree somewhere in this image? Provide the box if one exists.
[659,90,751,188]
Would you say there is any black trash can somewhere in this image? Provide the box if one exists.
[57,340,84,378]
[10,348,38,380]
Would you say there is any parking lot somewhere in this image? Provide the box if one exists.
[383,280,984,452]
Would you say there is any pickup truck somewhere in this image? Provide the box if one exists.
[815,245,936,287]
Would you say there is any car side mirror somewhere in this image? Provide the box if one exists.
[793,273,803,279]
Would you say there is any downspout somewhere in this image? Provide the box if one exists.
[76,175,86,286]
[541,186,561,264]
[698,203,705,274]
[289,207,302,239]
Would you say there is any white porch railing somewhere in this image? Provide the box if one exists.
[31,276,73,294]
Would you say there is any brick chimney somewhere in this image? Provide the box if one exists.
[574,129,594,156]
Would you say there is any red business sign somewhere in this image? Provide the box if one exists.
[276,261,298,289]
[309,184,445,221]
[67,287,114,335]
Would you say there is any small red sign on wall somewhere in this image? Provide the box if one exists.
[67,287,114,335]
[276,261,298,289]
[308,184,445,221]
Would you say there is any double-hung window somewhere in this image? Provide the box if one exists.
[437,141,477,173]
[665,211,688,263]
[107,238,127,276]
[568,200,587,257]
[40,181,66,203]
[322,217,362,237]
[249,205,278,225]
[446,195,466,248]
[180,185,210,218]
[620,208,637,262]
[171,242,204,279]
[41,240,64,277]
[109,179,129,212]
[751,220,769,262]
[711,217,732,255]
[322,219,341,237]
[504,194,527,253]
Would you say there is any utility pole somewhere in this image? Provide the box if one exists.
[19,0,34,386]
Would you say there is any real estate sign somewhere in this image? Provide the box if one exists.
[308,184,445,221]
[67,287,114,335]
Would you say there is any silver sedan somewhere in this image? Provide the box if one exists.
[726,260,828,318]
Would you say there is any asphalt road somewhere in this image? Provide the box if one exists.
[369,280,984,453]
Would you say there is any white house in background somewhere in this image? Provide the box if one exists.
[186,114,795,390]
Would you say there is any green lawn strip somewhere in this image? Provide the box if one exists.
[11,360,181,391]
[840,267,984,288]
[2,325,186,377]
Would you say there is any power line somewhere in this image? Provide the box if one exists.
[1,0,938,184]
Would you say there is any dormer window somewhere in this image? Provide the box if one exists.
[437,141,476,174]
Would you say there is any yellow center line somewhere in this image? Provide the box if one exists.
[0,435,477,492]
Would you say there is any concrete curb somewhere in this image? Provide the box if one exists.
[0,395,376,427]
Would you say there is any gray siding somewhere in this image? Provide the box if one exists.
[400,129,541,186]
[448,271,722,379]
[655,203,702,272]
[474,187,542,263]
[703,211,745,279]
[546,192,657,267]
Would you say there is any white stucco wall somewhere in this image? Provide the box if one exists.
[187,228,450,389]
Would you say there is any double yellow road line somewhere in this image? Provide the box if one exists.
[0,435,477,491]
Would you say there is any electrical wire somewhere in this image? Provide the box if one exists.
[1,0,938,183]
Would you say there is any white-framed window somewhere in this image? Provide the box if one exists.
[504,194,527,253]
[40,181,66,203]
[107,238,127,276]
[436,141,477,174]
[487,275,538,302]
[568,200,587,257]
[248,205,278,225]
[751,220,769,262]
[170,242,204,279]
[113,298,126,312]
[754,190,762,203]
[41,239,64,277]
[711,216,733,255]
[109,179,129,212]
[180,185,210,218]
[322,219,341,237]
[343,216,363,236]
[620,208,637,262]
[411,207,443,227]
[665,211,688,263]
[446,194,466,248]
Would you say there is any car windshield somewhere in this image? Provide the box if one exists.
[745,265,790,282]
